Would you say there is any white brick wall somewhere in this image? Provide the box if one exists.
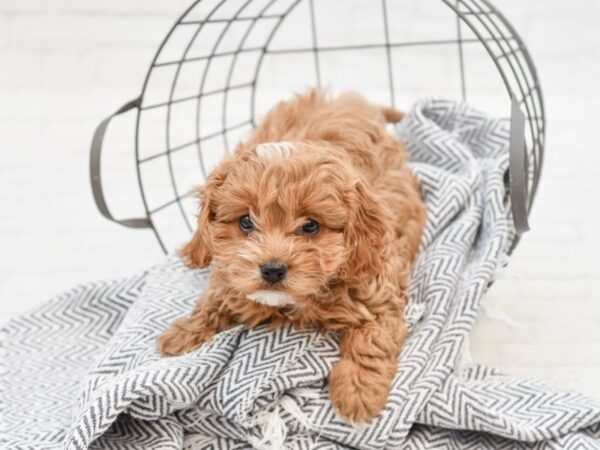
[1,0,599,401]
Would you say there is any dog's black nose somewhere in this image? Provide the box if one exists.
[260,263,287,284]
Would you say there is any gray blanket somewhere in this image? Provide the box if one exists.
[2,99,600,449]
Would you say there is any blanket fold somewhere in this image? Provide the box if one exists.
[2,98,600,450]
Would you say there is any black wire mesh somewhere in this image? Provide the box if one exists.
[131,0,545,253]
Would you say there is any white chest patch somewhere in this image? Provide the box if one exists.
[254,141,297,159]
[247,290,294,308]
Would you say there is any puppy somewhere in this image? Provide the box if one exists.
[157,89,426,424]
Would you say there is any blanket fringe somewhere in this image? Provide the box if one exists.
[248,389,319,450]
[484,252,528,333]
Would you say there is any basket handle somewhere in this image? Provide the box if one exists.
[509,95,529,235]
[90,97,152,229]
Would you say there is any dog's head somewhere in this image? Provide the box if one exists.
[180,141,391,308]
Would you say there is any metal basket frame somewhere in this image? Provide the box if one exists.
[90,0,545,254]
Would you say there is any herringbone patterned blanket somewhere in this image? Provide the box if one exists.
[2,99,600,449]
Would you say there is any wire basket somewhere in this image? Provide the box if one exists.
[90,0,545,253]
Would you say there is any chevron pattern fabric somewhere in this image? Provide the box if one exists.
[2,98,600,449]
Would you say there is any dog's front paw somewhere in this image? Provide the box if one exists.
[328,359,390,425]
[156,319,213,356]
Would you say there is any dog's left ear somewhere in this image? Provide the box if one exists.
[340,180,390,282]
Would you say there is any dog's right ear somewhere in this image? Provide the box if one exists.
[179,186,213,268]
[180,162,231,268]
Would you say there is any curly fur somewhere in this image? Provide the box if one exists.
[157,89,426,424]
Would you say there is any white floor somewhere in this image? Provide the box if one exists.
[1,0,599,401]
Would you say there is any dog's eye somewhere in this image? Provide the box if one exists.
[238,215,255,233]
[299,219,320,236]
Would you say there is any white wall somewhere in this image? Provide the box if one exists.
[0,0,599,399]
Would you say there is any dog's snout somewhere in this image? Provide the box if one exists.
[260,263,287,284]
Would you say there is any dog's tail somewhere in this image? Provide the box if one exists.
[381,106,405,123]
